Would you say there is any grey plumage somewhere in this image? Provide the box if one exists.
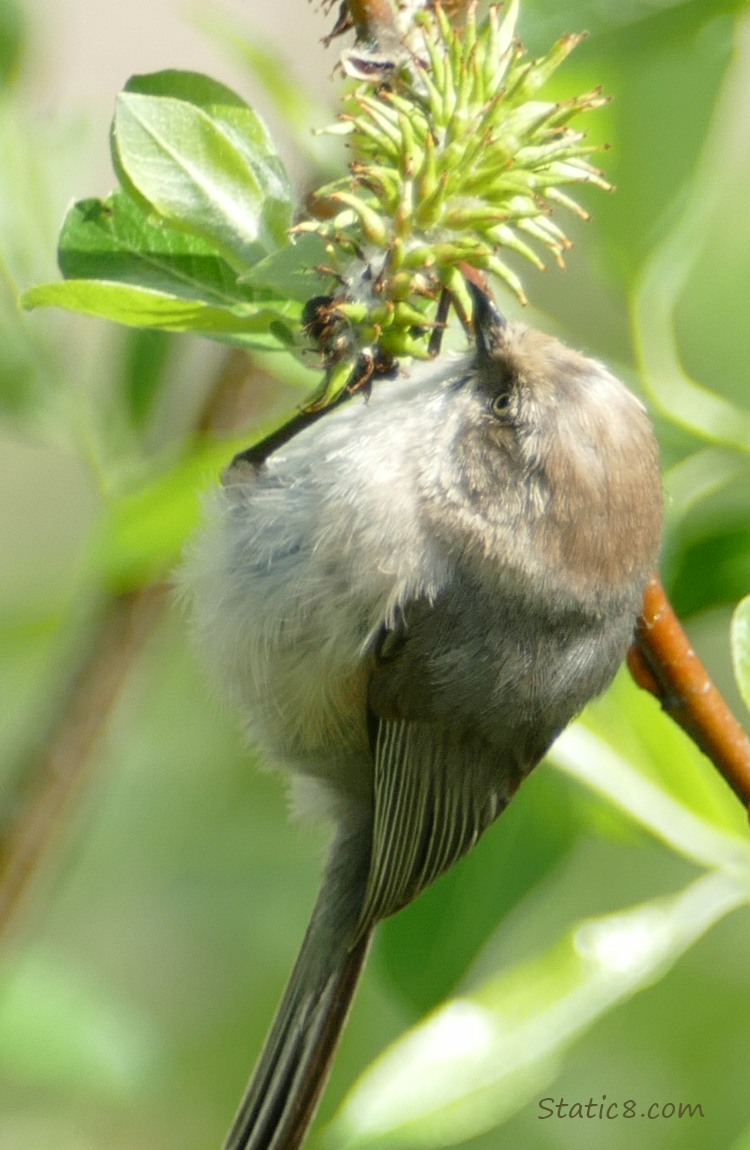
[181,305,663,1150]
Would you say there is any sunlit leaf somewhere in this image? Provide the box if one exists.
[329,872,747,1149]
[581,670,748,836]
[730,595,750,714]
[550,723,750,868]
[111,71,292,269]
[56,191,257,304]
[21,278,299,347]
[631,33,750,452]
[246,233,333,302]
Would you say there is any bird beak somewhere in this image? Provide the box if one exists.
[468,282,507,361]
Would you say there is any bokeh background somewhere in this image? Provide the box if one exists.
[2,1,750,1149]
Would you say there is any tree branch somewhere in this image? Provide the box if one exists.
[628,574,750,813]
[0,586,168,943]
[0,349,270,946]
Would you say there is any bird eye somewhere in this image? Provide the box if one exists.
[490,390,513,420]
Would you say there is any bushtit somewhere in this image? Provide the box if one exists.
[182,290,662,1150]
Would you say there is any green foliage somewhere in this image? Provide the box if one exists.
[731,596,750,714]
[2,3,750,1150]
[21,5,615,403]
[112,71,292,266]
[21,70,330,355]
[0,1,22,86]
[0,947,162,1097]
[333,871,747,1149]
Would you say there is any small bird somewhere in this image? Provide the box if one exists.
[182,289,663,1150]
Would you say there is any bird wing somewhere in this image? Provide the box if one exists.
[355,609,513,940]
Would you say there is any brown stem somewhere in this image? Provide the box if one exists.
[628,573,750,814]
[0,586,168,943]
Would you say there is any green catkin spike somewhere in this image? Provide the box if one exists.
[502,57,534,105]
[543,160,611,189]
[416,131,439,205]
[381,327,438,358]
[470,21,487,105]
[441,205,511,230]
[357,96,403,147]
[351,164,401,204]
[304,355,358,410]
[394,176,414,238]
[414,169,449,230]
[463,2,478,59]
[451,54,470,129]
[496,0,520,59]
[545,91,609,130]
[491,223,546,268]
[519,140,598,169]
[346,115,401,163]
[439,263,474,322]
[419,18,448,126]
[393,299,436,327]
[302,2,612,393]
[484,32,515,98]
[397,113,422,178]
[335,300,371,324]
[484,253,528,304]
[517,33,585,99]
[512,227,563,268]
[519,213,569,246]
[499,100,560,139]
[329,193,388,245]
[414,62,448,133]
[544,185,591,219]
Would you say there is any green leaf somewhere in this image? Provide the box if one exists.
[21,191,310,350]
[329,871,748,1150]
[112,71,292,269]
[118,327,174,430]
[581,669,748,836]
[246,232,333,302]
[551,723,750,867]
[21,279,299,348]
[56,191,258,306]
[92,435,251,590]
[124,70,279,152]
[668,524,750,616]
[730,595,750,714]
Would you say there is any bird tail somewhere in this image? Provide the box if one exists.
[224,832,373,1150]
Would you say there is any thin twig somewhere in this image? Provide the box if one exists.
[628,573,750,814]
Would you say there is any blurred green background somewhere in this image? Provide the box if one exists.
[2,1,750,1149]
